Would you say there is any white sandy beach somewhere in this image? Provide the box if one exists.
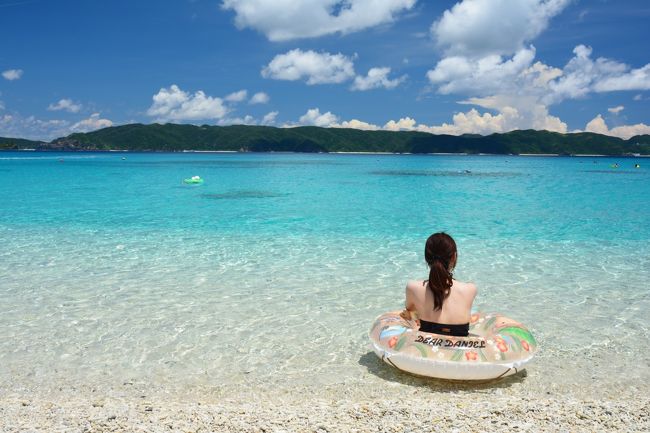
[2,383,648,432]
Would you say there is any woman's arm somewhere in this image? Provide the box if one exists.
[405,282,417,311]
[466,282,478,303]
[400,282,419,320]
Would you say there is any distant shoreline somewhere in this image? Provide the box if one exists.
[2,148,649,157]
[3,124,650,156]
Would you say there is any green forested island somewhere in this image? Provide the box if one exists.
[0,136,47,150]
[2,124,650,155]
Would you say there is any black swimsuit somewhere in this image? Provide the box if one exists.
[419,320,469,337]
[418,279,470,337]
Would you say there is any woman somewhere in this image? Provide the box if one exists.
[401,232,477,337]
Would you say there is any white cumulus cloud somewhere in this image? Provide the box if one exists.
[287,109,381,130]
[262,49,355,85]
[429,109,520,135]
[280,105,649,140]
[217,115,257,126]
[250,92,270,104]
[70,113,113,133]
[336,119,380,130]
[286,107,549,136]
[608,105,624,114]
[426,42,650,135]
[221,0,416,41]
[458,96,567,133]
[381,107,560,136]
[546,45,637,103]
[584,115,609,135]
[584,114,650,140]
[427,47,537,95]
[432,0,570,57]
[225,89,248,102]
[351,67,406,91]
[2,69,23,80]
[261,111,278,125]
[0,109,115,140]
[549,45,650,102]
[594,64,650,92]
[47,98,82,113]
[297,108,339,127]
[421,0,642,135]
[383,117,417,131]
[0,113,68,140]
[147,85,228,122]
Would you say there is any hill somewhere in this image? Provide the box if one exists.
[0,136,46,150]
[3,124,650,155]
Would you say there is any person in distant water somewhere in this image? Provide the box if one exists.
[400,232,477,337]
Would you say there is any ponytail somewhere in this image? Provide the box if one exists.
[424,233,457,310]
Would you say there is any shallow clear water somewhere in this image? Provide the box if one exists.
[1,151,648,397]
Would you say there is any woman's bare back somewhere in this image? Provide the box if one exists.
[405,279,477,324]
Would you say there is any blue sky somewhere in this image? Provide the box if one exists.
[1,0,649,140]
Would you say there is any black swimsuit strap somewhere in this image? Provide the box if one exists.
[419,319,469,337]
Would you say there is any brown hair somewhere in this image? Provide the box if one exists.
[424,232,457,310]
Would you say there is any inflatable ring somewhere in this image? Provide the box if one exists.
[369,311,538,380]
[183,176,204,185]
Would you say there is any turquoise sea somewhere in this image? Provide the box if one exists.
[1,151,648,399]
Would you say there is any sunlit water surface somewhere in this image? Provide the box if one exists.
[1,151,648,399]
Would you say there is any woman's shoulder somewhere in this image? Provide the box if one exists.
[406,279,427,290]
[453,279,478,296]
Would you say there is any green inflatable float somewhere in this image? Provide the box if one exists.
[183,175,204,185]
